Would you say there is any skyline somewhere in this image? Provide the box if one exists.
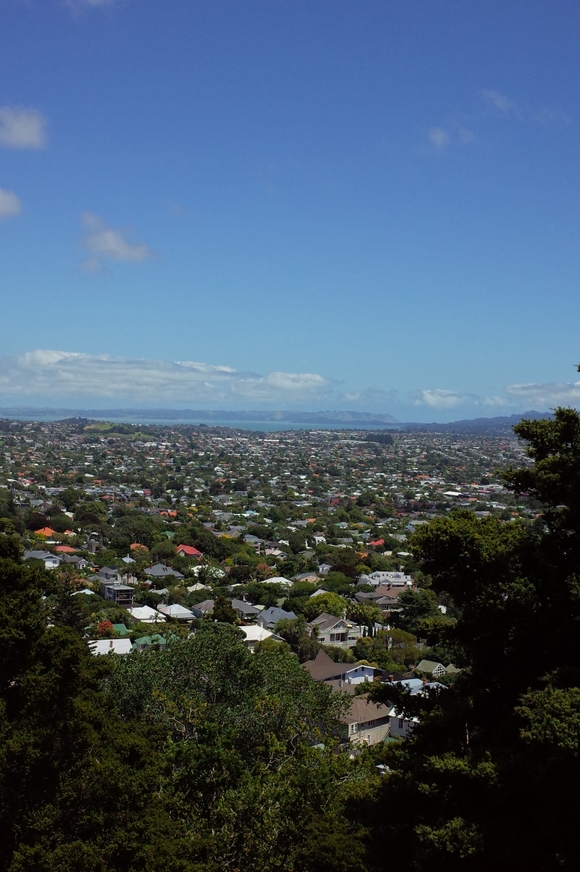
[2,1,580,421]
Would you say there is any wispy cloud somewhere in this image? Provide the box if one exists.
[482,89,520,117]
[426,123,474,152]
[0,107,47,150]
[80,212,154,272]
[0,350,334,405]
[0,188,22,219]
[505,381,580,407]
[427,127,450,150]
[411,389,479,409]
[65,0,117,9]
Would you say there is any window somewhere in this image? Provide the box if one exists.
[350,723,357,735]
[398,719,404,729]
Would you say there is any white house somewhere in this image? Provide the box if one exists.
[127,605,166,624]
[239,625,284,653]
[89,639,133,656]
[387,707,419,739]
[24,550,61,570]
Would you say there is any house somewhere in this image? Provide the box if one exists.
[342,695,391,746]
[144,563,184,580]
[156,603,196,620]
[133,634,167,652]
[387,707,419,739]
[308,612,362,648]
[239,625,284,653]
[98,566,120,582]
[24,550,61,570]
[261,575,293,587]
[187,581,210,592]
[385,677,447,739]
[89,638,133,656]
[416,659,447,678]
[175,544,203,558]
[61,554,88,569]
[127,605,166,623]
[231,599,260,622]
[255,606,297,630]
[303,649,351,682]
[34,527,58,538]
[99,579,135,607]
[303,649,383,684]
[363,571,413,587]
[194,599,215,615]
[292,572,319,583]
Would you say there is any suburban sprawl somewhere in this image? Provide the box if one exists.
[5,411,578,871]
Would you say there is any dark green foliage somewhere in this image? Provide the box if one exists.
[0,550,364,871]
[360,408,580,870]
[211,595,239,624]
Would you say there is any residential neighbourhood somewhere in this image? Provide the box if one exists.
[0,416,532,747]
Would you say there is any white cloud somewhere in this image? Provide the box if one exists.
[482,89,519,117]
[81,212,153,271]
[0,350,334,405]
[505,381,580,407]
[411,389,479,409]
[0,107,47,149]
[428,127,450,149]
[533,107,571,126]
[66,0,116,8]
[0,188,22,219]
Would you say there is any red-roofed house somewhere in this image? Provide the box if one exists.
[35,527,57,538]
[176,544,202,558]
[55,545,78,554]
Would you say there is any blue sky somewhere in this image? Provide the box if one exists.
[1,0,580,421]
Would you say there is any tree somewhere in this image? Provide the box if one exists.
[390,586,442,636]
[360,407,580,871]
[211,595,239,624]
[302,592,349,621]
[276,616,321,662]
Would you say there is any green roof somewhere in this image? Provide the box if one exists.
[112,624,129,636]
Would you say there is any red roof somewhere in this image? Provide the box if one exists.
[35,527,57,538]
[55,545,77,553]
[370,539,385,547]
[176,544,202,557]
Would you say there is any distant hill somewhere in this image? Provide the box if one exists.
[0,407,400,426]
[0,407,555,433]
[402,411,553,434]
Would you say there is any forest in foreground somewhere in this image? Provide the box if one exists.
[2,409,580,871]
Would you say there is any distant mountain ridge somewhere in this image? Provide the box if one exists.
[402,411,553,433]
[0,407,555,432]
[0,407,400,426]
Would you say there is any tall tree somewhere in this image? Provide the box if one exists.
[362,407,580,871]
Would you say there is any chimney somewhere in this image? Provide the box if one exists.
[109,640,113,649]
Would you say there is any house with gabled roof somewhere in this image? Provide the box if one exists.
[342,695,391,746]
[308,612,362,648]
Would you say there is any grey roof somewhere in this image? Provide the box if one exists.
[309,612,348,633]
[24,550,55,560]
[144,563,184,579]
[256,606,297,629]
[231,598,259,617]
